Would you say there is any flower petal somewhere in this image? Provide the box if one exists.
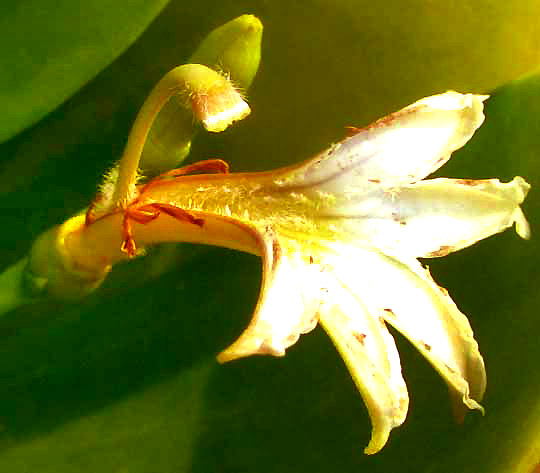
[274,91,487,192]
[218,230,410,454]
[217,231,321,362]
[319,176,530,258]
[318,276,408,454]
[321,243,486,415]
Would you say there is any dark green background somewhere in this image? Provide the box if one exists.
[0,1,538,471]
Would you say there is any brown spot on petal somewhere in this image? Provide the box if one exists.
[286,332,300,343]
[319,264,330,273]
[271,237,281,272]
[422,341,432,351]
[259,342,285,357]
[344,125,362,137]
[438,286,450,297]
[368,178,381,184]
[399,397,408,411]
[353,332,367,345]
[455,178,483,186]
[391,212,406,226]
[426,245,453,257]
[382,308,396,317]
[301,313,320,334]
[345,106,418,139]
[369,106,416,129]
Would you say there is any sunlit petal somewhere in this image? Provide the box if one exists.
[217,233,321,362]
[119,90,529,454]
[322,242,486,413]
[319,273,408,454]
[317,176,530,257]
[274,91,487,193]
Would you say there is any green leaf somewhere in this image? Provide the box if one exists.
[0,0,169,143]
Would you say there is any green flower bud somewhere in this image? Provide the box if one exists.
[190,14,262,90]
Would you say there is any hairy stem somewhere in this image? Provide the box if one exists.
[112,64,242,207]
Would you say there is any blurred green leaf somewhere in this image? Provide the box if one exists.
[0,0,169,143]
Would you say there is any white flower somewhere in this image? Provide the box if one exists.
[203,92,529,453]
[98,91,530,454]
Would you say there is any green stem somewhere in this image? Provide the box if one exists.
[0,258,31,316]
[112,64,237,207]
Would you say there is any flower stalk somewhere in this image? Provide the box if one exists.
[110,64,250,208]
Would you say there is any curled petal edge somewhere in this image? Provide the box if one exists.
[217,229,321,362]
